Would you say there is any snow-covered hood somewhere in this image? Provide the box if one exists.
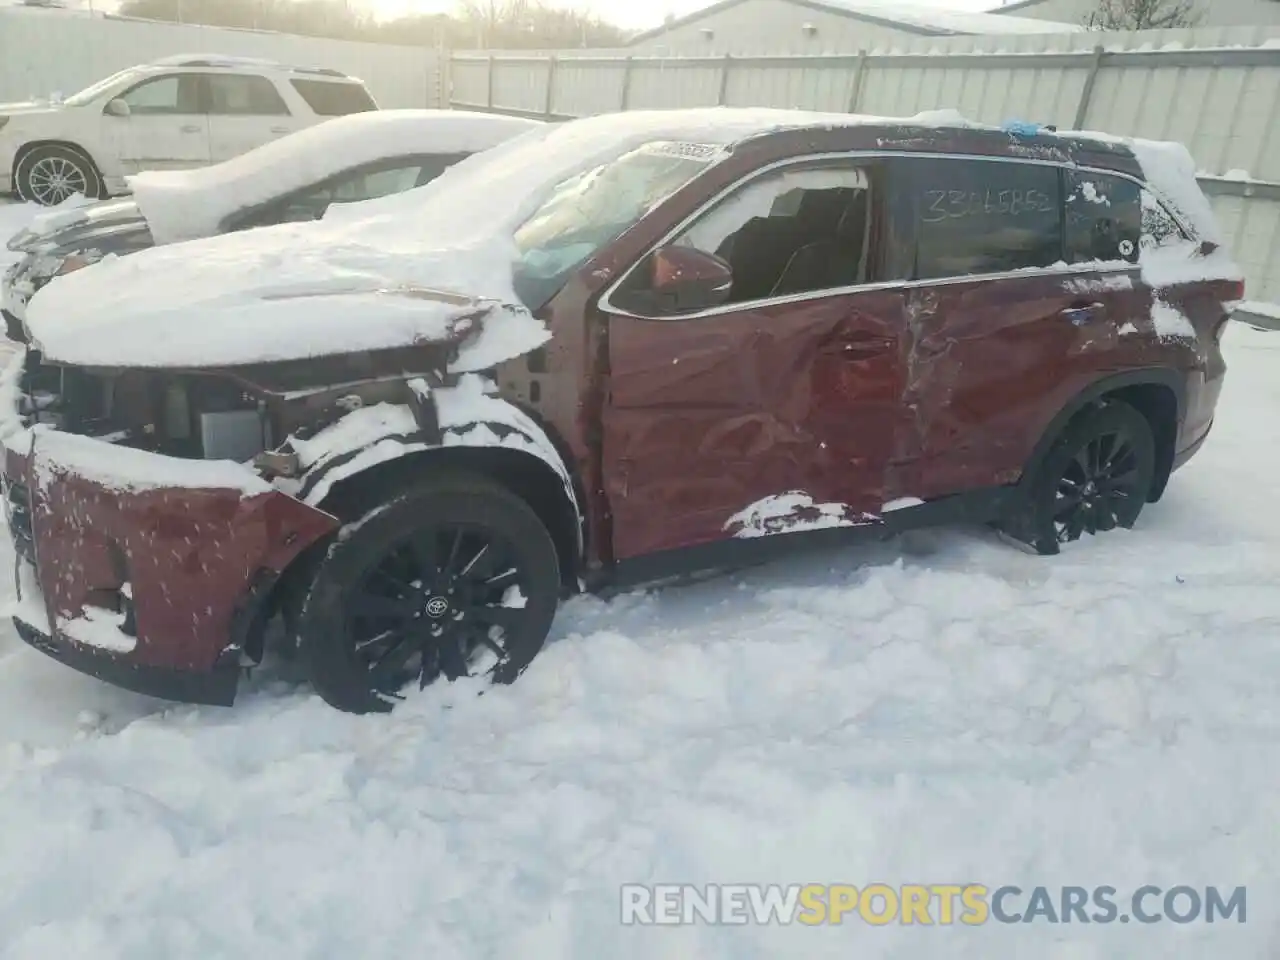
[24,107,973,371]
[24,223,552,370]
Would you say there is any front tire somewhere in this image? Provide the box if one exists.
[1014,400,1156,556]
[15,145,103,206]
[296,472,561,714]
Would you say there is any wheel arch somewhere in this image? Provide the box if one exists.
[286,394,588,595]
[13,139,106,195]
[1021,369,1185,504]
[317,446,584,590]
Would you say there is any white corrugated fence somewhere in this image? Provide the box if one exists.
[448,27,1280,303]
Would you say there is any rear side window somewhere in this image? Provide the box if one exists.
[119,73,203,114]
[904,158,1062,280]
[207,75,290,116]
[290,79,377,116]
[1065,171,1192,264]
[1065,171,1140,264]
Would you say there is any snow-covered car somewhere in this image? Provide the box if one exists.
[1,108,543,338]
[0,54,381,207]
[0,108,1241,714]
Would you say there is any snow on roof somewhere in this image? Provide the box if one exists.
[807,0,1084,34]
[128,109,544,245]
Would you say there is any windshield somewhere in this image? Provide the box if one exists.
[511,140,723,309]
[63,67,145,107]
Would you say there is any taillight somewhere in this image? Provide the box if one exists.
[1225,279,1245,302]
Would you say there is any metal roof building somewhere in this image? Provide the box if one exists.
[629,0,1083,55]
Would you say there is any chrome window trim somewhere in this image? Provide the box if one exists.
[595,148,1180,324]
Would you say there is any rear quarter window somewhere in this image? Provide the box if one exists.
[1064,170,1193,265]
[902,158,1063,280]
[290,79,377,116]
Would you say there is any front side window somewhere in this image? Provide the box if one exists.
[235,157,467,230]
[512,140,723,309]
[329,164,429,203]
[905,158,1062,280]
[668,164,873,304]
[119,74,202,115]
[207,75,290,116]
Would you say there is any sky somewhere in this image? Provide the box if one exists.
[361,0,1001,32]
[17,0,1007,34]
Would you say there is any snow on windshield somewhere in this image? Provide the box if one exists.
[130,110,543,245]
[511,140,726,309]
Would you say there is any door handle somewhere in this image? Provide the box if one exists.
[180,124,202,134]
[270,125,290,134]
[1060,301,1105,326]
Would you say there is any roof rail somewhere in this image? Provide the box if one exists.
[291,65,351,78]
[148,53,352,78]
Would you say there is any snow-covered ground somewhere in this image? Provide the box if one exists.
[1,197,1279,958]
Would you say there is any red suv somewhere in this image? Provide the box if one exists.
[1,109,1241,714]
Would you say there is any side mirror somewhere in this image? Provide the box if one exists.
[631,245,733,315]
[104,99,130,118]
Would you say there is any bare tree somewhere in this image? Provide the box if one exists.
[456,0,626,48]
[1084,0,1203,30]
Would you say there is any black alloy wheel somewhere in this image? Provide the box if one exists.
[1051,427,1146,544]
[350,522,535,699]
[1020,400,1156,556]
[298,472,561,714]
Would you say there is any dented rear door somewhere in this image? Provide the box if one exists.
[884,155,1151,499]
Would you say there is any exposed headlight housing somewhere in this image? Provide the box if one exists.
[55,253,99,277]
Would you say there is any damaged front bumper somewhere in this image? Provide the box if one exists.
[2,428,338,706]
[2,257,34,341]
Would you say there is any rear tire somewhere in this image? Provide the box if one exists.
[1007,401,1156,556]
[296,471,561,714]
[15,145,103,206]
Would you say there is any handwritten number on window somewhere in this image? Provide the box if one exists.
[922,188,1054,223]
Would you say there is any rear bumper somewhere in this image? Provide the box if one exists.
[1171,417,1212,473]
[2,416,338,706]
